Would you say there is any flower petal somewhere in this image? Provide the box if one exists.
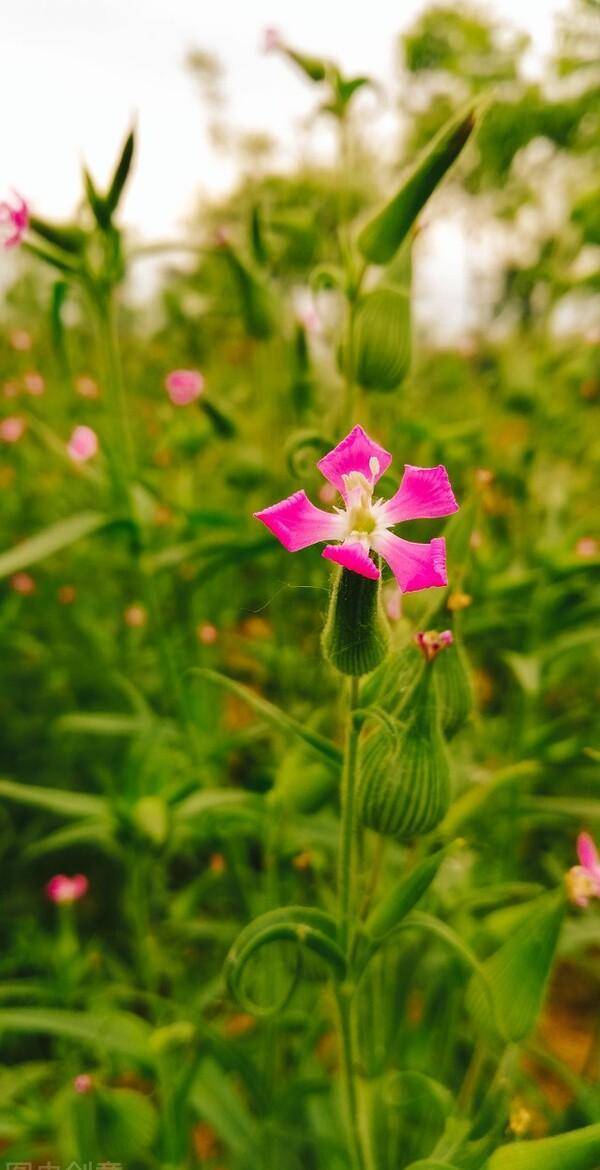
[373,532,447,593]
[317,425,392,499]
[577,832,600,876]
[322,541,380,580]
[254,490,345,552]
[380,464,458,525]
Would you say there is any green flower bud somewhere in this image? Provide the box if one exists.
[358,663,450,840]
[435,634,474,738]
[352,287,411,392]
[322,566,390,677]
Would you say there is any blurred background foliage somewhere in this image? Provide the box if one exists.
[0,1,598,1167]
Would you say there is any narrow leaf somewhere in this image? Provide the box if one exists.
[0,511,108,579]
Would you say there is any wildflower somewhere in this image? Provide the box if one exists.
[58,584,77,604]
[209,853,226,875]
[415,629,453,662]
[46,874,89,904]
[383,582,402,621]
[264,27,281,52]
[73,1073,94,1094]
[10,572,35,595]
[75,374,100,399]
[3,381,19,398]
[23,371,44,396]
[165,369,204,406]
[124,603,147,628]
[67,425,98,462]
[197,621,218,645]
[566,832,600,908]
[254,425,458,592]
[0,192,29,248]
[0,416,26,443]
[575,537,598,558]
[10,328,32,351]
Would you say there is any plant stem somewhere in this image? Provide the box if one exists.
[338,676,361,952]
[336,675,370,1170]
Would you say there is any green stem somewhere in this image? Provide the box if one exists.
[336,675,371,1170]
[91,287,135,515]
[335,988,367,1170]
[338,676,361,952]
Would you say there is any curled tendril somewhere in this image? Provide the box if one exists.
[285,431,333,480]
[224,906,346,1017]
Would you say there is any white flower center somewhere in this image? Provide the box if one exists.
[339,468,388,546]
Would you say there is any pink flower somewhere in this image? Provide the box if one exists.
[575,537,598,559]
[73,1073,94,1094]
[415,629,453,661]
[254,425,458,593]
[384,583,402,622]
[75,375,99,399]
[23,371,45,396]
[0,416,26,443]
[264,27,281,52]
[0,192,29,248]
[46,874,89,904]
[567,833,600,908]
[10,329,32,351]
[165,369,204,406]
[10,572,35,595]
[67,425,98,463]
[197,621,218,645]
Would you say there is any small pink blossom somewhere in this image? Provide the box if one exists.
[75,374,100,399]
[383,583,402,622]
[10,329,32,351]
[23,371,45,396]
[165,369,204,406]
[0,416,26,443]
[415,629,453,661]
[10,572,35,595]
[567,832,600,908]
[46,874,89,904]
[67,425,98,463]
[575,537,598,559]
[254,425,458,593]
[73,1073,94,1094]
[264,27,282,52]
[297,304,322,335]
[0,192,29,248]
[197,621,218,645]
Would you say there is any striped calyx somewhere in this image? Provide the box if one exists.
[358,660,450,840]
[321,565,390,676]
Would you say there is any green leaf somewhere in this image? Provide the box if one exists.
[486,1123,600,1170]
[365,846,455,942]
[0,511,108,579]
[224,907,346,1015]
[190,1057,259,1157]
[96,1087,158,1159]
[25,820,119,860]
[105,127,136,217]
[0,1008,152,1062]
[358,98,481,264]
[55,712,150,736]
[196,670,342,766]
[438,761,541,838]
[0,778,109,820]
[467,890,565,1042]
[173,789,264,840]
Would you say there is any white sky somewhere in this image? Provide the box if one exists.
[1,0,567,241]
